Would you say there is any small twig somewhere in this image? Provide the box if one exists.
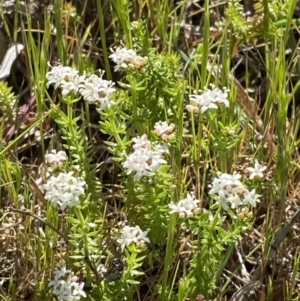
[239,207,300,301]
[5,206,103,282]
[250,207,300,281]
[235,242,250,282]
[229,280,262,301]
[84,256,102,282]
[6,206,68,242]
[0,218,24,231]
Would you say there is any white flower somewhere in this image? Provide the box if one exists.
[51,279,71,300]
[226,192,243,209]
[154,121,175,140]
[117,225,150,252]
[242,189,260,207]
[72,282,86,299]
[46,64,77,89]
[189,94,218,113]
[52,266,70,280]
[46,64,117,108]
[61,75,86,97]
[123,148,166,180]
[123,135,167,180]
[109,46,148,71]
[45,150,68,171]
[209,172,260,210]
[49,266,86,301]
[46,63,86,95]
[154,143,169,155]
[209,173,243,207]
[188,85,230,113]
[169,193,200,217]
[109,47,137,70]
[132,134,151,150]
[79,72,116,110]
[246,160,267,180]
[43,172,86,210]
[211,173,242,189]
[45,150,68,164]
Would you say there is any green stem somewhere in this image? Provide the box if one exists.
[161,213,177,300]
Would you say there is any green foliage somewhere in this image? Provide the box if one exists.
[0,82,17,123]
[99,23,185,246]
[2,1,300,301]
[50,100,101,207]
[222,0,291,44]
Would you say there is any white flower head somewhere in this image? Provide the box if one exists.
[188,85,230,113]
[72,282,86,299]
[45,150,68,171]
[109,46,148,72]
[46,63,86,96]
[132,134,152,151]
[154,121,175,140]
[123,134,167,180]
[246,160,267,180]
[243,189,260,207]
[79,72,116,110]
[117,225,150,252]
[123,148,167,180]
[43,172,86,210]
[52,266,70,281]
[209,172,260,210]
[169,193,200,217]
[49,266,86,300]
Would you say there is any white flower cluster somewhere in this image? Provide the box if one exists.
[209,172,260,210]
[49,266,86,301]
[123,134,168,180]
[46,46,147,105]
[78,73,116,110]
[46,64,116,110]
[187,85,230,113]
[169,193,200,218]
[109,46,148,72]
[46,65,84,96]
[117,225,150,252]
[154,121,175,140]
[45,150,68,172]
[43,171,86,210]
[246,160,267,180]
